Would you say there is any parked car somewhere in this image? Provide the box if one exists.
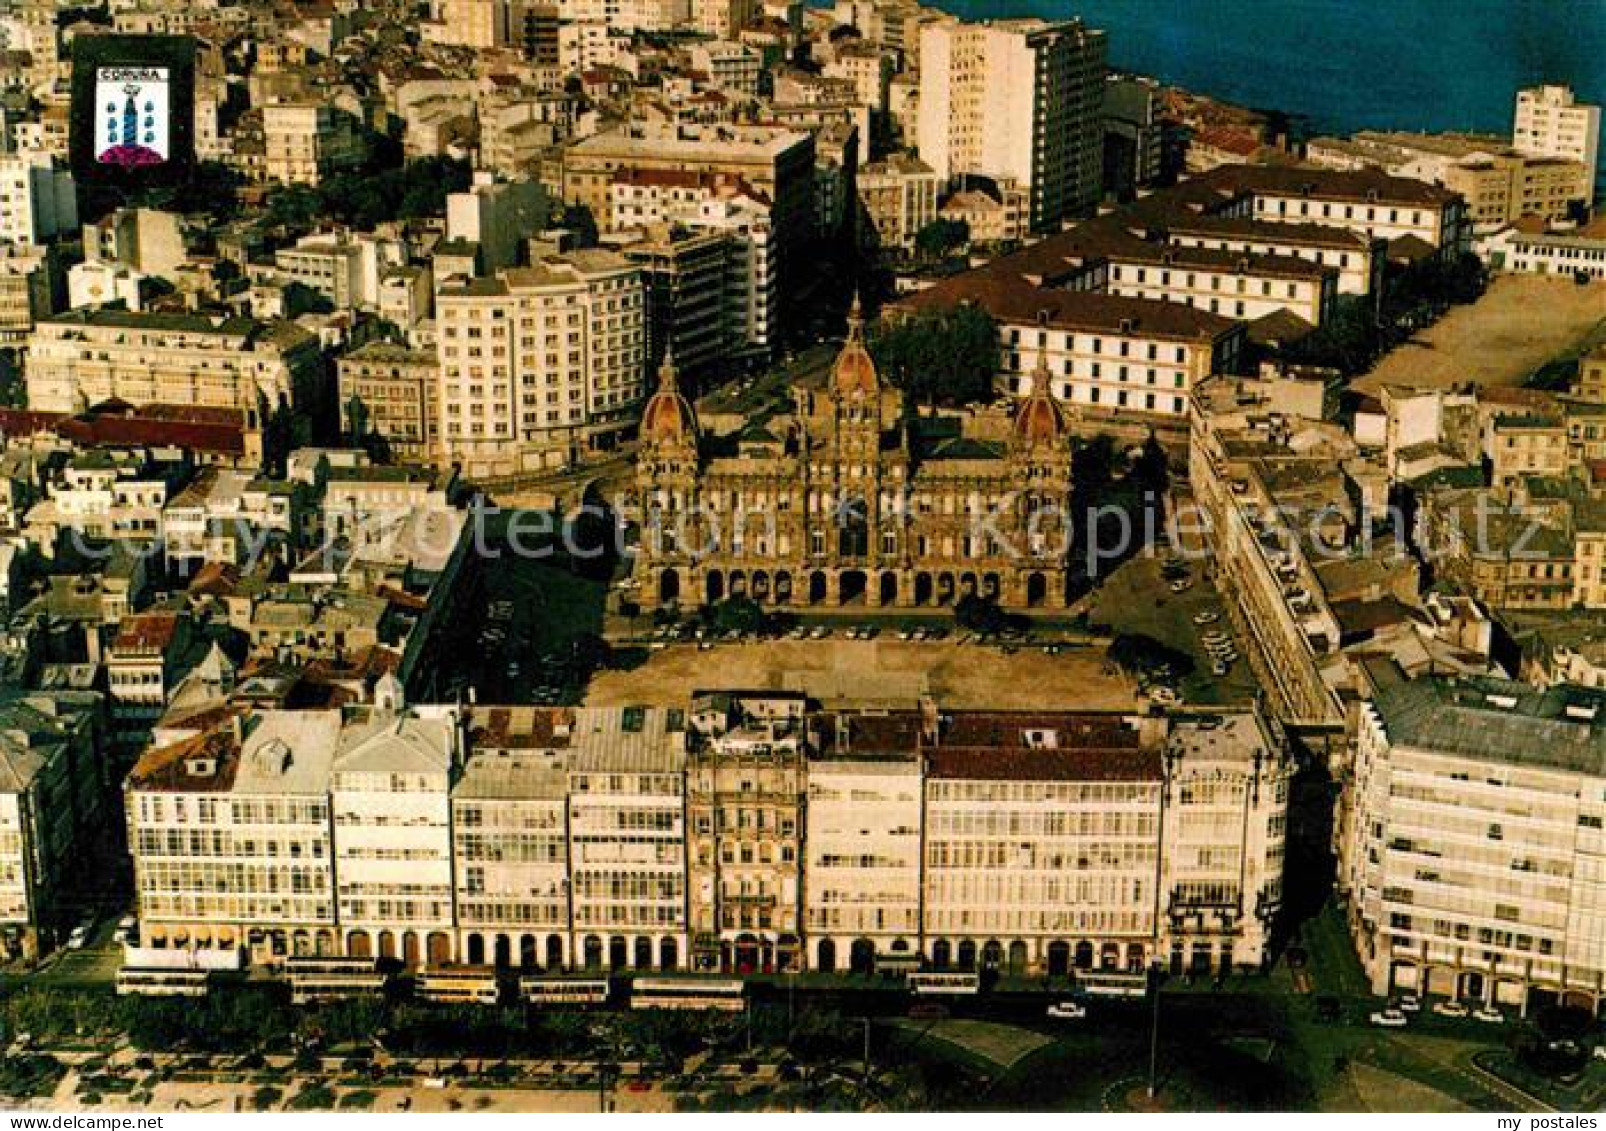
[1191,610,1220,625]
[1431,1000,1468,1018]
[67,924,91,950]
[1396,996,1421,1013]
[1168,579,1192,594]
[1210,661,1231,677]
[1046,1002,1087,1021]
[1473,1006,1504,1024]
[1148,686,1180,705]
[1368,1009,1408,1028]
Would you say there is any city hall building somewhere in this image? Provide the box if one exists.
[632,301,1078,612]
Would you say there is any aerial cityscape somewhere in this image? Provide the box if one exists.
[0,0,1602,1117]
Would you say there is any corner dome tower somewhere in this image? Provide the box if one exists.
[640,350,699,447]
[1013,354,1065,446]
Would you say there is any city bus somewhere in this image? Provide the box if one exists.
[415,965,502,1005]
[907,972,981,996]
[115,967,210,997]
[520,977,611,1009]
[1074,971,1149,999]
[629,977,745,1012]
[284,956,387,1005]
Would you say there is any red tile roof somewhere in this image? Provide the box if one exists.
[0,404,249,456]
[112,612,183,654]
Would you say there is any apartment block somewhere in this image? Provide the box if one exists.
[0,243,53,345]
[25,310,324,416]
[613,227,730,375]
[0,692,104,961]
[916,17,1106,232]
[1513,85,1601,203]
[561,123,813,339]
[262,103,362,186]
[452,707,573,969]
[123,698,1289,977]
[857,154,938,253]
[445,176,552,276]
[273,231,406,312]
[803,723,922,974]
[329,704,459,965]
[564,706,689,973]
[686,692,807,973]
[607,169,777,354]
[1345,671,1606,1014]
[694,0,759,38]
[126,710,343,958]
[434,250,647,481]
[0,153,76,247]
[337,344,441,463]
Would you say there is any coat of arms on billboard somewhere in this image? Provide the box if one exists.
[95,66,170,168]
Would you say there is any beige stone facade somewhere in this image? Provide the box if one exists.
[633,303,1077,612]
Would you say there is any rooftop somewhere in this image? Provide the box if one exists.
[1372,674,1606,777]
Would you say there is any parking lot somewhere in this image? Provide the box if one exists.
[1088,549,1259,708]
[445,557,609,706]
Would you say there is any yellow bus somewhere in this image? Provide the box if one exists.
[416,964,501,1005]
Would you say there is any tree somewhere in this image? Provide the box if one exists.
[913,217,968,261]
[252,1086,284,1112]
[264,185,323,232]
[868,306,1000,410]
[344,393,370,448]
[1072,434,1118,495]
[570,631,613,673]
[1107,633,1194,678]
[954,592,1008,635]
[289,1083,337,1111]
[1129,435,1170,494]
[706,596,766,635]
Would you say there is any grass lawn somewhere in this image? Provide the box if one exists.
[888,1018,1051,1073]
[1475,1049,1606,1113]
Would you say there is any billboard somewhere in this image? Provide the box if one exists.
[70,35,195,191]
[94,66,172,168]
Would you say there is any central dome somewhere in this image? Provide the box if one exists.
[832,294,879,400]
